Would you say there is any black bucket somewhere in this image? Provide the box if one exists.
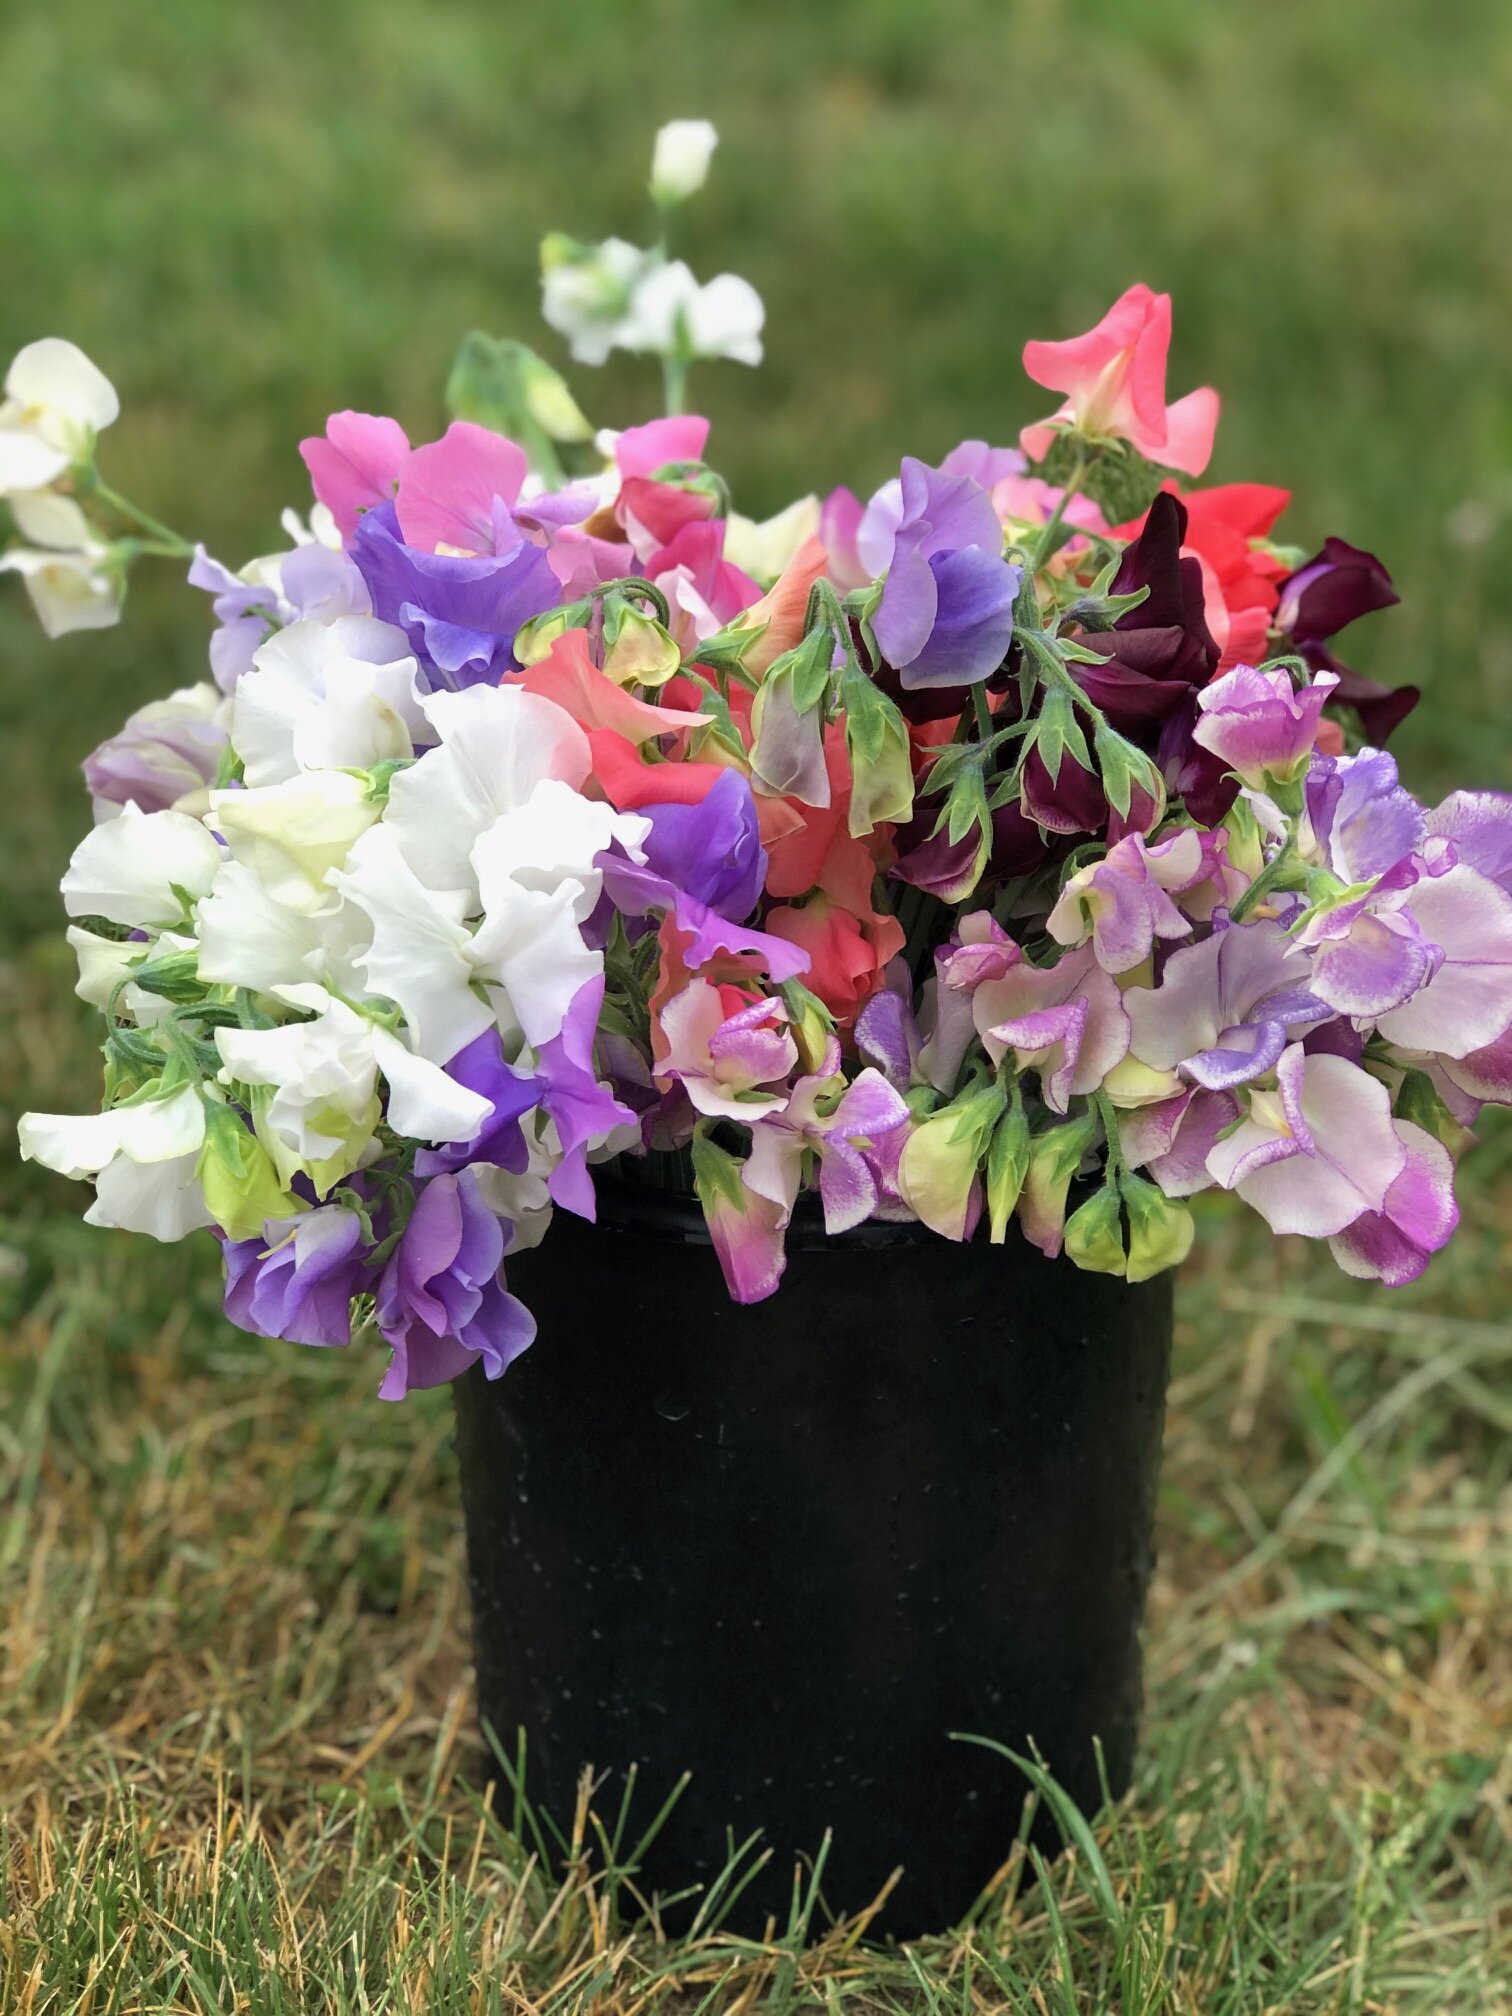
[453,1178,1173,1935]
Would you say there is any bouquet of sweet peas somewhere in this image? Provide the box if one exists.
[13,122,1512,1399]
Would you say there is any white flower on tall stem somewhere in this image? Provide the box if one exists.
[0,492,120,636]
[650,119,718,205]
[0,338,118,494]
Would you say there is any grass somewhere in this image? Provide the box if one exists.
[1,0,1511,2006]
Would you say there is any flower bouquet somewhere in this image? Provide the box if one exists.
[11,120,1511,1924]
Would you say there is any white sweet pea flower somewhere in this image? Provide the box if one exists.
[194,860,370,997]
[541,235,651,366]
[61,803,223,928]
[383,684,592,900]
[66,925,195,1027]
[0,338,118,493]
[19,1084,211,1244]
[619,262,765,366]
[334,823,602,1061]
[723,495,821,583]
[650,119,718,204]
[0,492,120,636]
[470,778,649,926]
[208,772,379,913]
[232,614,426,786]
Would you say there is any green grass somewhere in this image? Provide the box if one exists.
[2,1,1511,2007]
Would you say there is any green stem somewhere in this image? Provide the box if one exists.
[1028,452,1090,571]
[661,349,690,417]
[970,683,994,742]
[1092,1090,1125,1179]
[1229,837,1299,924]
[91,482,194,557]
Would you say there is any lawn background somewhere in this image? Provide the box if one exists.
[1,1,1509,2008]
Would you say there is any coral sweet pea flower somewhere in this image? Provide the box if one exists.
[1020,284,1219,477]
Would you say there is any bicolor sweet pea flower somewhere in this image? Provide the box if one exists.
[1205,1046,1412,1239]
[656,981,798,1119]
[1019,284,1219,476]
[1124,919,1323,1091]
[1328,1119,1458,1287]
[0,338,118,494]
[1192,663,1339,789]
[84,682,229,819]
[971,941,1131,1114]
[1046,829,1223,973]
[375,1170,536,1398]
[223,1202,371,1350]
[863,458,1021,690]
[743,1042,911,1234]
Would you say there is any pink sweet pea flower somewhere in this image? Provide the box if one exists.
[1020,284,1219,476]
[299,412,411,541]
[612,415,710,480]
[395,420,528,556]
[656,980,798,1119]
[504,628,709,743]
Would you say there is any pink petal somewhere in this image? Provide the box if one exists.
[299,412,410,540]
[395,421,528,555]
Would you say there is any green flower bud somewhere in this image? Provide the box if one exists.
[1063,1182,1128,1277]
[198,1098,300,1244]
[897,1080,1007,1241]
[985,1097,1031,1244]
[1119,1172,1195,1282]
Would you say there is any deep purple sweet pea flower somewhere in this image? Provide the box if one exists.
[351,501,561,689]
[189,542,370,692]
[1076,493,1220,729]
[222,1204,369,1349]
[1275,537,1415,743]
[532,977,637,1218]
[375,1169,535,1399]
[636,769,766,921]
[868,459,1021,690]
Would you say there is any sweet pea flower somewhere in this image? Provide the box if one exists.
[223,1203,370,1349]
[1119,1084,1241,1197]
[232,614,427,786]
[19,1084,212,1243]
[1124,919,1323,1091]
[618,261,765,367]
[1020,284,1219,476]
[864,458,1021,690]
[651,119,719,204]
[971,941,1131,1114]
[299,411,410,541]
[188,531,371,692]
[1205,1046,1420,1240]
[62,801,224,929]
[541,235,650,365]
[1046,829,1219,973]
[1192,663,1339,788]
[0,338,118,493]
[0,489,122,635]
[656,981,798,1119]
[744,1043,911,1233]
[375,1170,535,1398]
[1328,1119,1458,1287]
[84,682,230,819]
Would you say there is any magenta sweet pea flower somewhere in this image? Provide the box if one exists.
[375,1170,535,1398]
[864,458,1021,690]
[1192,663,1339,789]
[1019,284,1220,476]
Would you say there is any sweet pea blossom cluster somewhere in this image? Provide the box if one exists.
[15,124,1512,1400]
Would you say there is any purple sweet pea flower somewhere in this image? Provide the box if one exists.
[597,824,810,983]
[866,458,1021,690]
[189,541,370,692]
[1125,918,1326,1090]
[84,688,229,815]
[222,1204,369,1349]
[1192,663,1339,788]
[635,769,766,922]
[1305,748,1426,882]
[414,1030,539,1180]
[1119,1084,1240,1197]
[532,976,637,1218]
[1426,789,1512,893]
[351,501,561,689]
[375,1169,535,1399]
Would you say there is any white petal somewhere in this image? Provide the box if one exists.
[470,877,601,1047]
[85,1148,211,1241]
[5,338,119,433]
[0,546,120,636]
[371,1026,492,1143]
[0,426,71,491]
[19,1085,205,1178]
[208,773,378,913]
[389,686,591,896]
[10,490,96,549]
[470,779,642,924]
[234,614,422,786]
[61,803,223,926]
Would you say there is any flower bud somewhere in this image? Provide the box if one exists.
[650,120,719,205]
[198,1099,299,1244]
[1019,1110,1098,1257]
[1063,1181,1128,1276]
[602,601,681,689]
[897,1080,1007,1241]
[1119,1171,1195,1282]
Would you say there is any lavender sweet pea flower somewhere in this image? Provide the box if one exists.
[85,685,229,816]
[866,458,1021,690]
[414,1030,539,1180]
[189,541,370,692]
[1192,663,1339,788]
[1206,1046,1404,1238]
[1124,918,1325,1090]
[222,1203,368,1348]
[1304,747,1425,882]
[636,769,766,922]
[531,977,637,1217]
[1046,830,1208,974]
[351,502,560,689]
[1426,789,1512,893]
[375,1169,535,1398]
